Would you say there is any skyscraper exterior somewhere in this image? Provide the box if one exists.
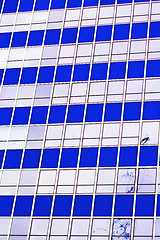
[0,0,160,239]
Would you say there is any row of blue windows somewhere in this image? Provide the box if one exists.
[1,22,160,48]
[1,101,160,125]
[0,60,160,85]
[1,0,159,13]
[0,146,158,169]
[0,194,158,217]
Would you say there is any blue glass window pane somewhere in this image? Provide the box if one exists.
[13,107,31,125]
[0,33,11,48]
[73,64,90,81]
[14,196,33,216]
[114,195,134,216]
[20,67,37,84]
[22,149,41,168]
[55,65,72,82]
[85,104,103,122]
[4,68,20,85]
[0,108,13,125]
[93,195,113,216]
[51,0,66,9]
[33,196,53,216]
[38,66,55,83]
[61,28,78,44]
[53,195,73,216]
[79,148,98,167]
[96,25,112,41]
[139,146,158,166]
[84,0,98,6]
[104,103,122,121]
[34,0,50,10]
[73,195,93,216]
[0,196,14,216]
[119,146,138,167]
[0,150,4,168]
[3,0,19,13]
[156,195,160,216]
[91,63,108,80]
[11,32,28,47]
[150,22,160,38]
[28,30,44,46]
[45,29,61,45]
[100,0,115,5]
[113,24,130,40]
[131,22,148,39]
[127,61,145,78]
[117,0,132,3]
[143,101,160,120]
[146,60,160,77]
[135,0,149,2]
[109,62,126,79]
[48,105,67,123]
[0,69,4,84]
[60,148,79,168]
[123,102,141,121]
[4,150,23,169]
[78,27,95,43]
[41,149,60,168]
[30,106,48,124]
[99,147,118,167]
[19,0,34,12]
[0,0,3,11]
[67,0,82,8]
[67,105,85,123]
[135,195,155,216]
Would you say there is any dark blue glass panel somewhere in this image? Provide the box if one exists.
[0,0,3,11]
[100,0,115,5]
[91,63,108,80]
[156,195,160,216]
[4,68,21,85]
[51,0,66,9]
[86,104,103,122]
[117,0,132,3]
[0,32,11,48]
[11,31,28,47]
[45,29,61,45]
[93,195,113,216]
[19,0,34,12]
[20,67,37,84]
[22,149,41,168]
[96,25,112,41]
[143,101,160,120]
[135,0,149,2]
[61,28,78,44]
[99,147,118,167]
[139,146,158,166]
[0,69,4,84]
[73,195,93,216]
[0,150,4,168]
[104,103,122,121]
[109,62,126,79]
[30,106,48,124]
[135,195,155,216]
[60,148,79,168]
[0,196,14,216]
[37,66,55,83]
[0,108,13,125]
[146,60,160,77]
[113,24,130,40]
[3,0,19,13]
[131,22,148,39]
[150,22,160,38]
[53,195,73,216]
[13,107,31,125]
[4,150,23,169]
[79,148,98,167]
[28,30,44,46]
[84,0,99,6]
[78,27,95,43]
[119,146,138,167]
[127,61,145,78]
[114,195,134,216]
[55,65,72,82]
[41,149,60,168]
[14,196,33,216]
[33,196,53,216]
[123,102,141,121]
[73,64,90,81]
[34,0,50,10]
[49,105,67,123]
[67,0,82,8]
[67,105,85,123]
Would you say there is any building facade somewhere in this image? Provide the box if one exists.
[0,0,160,239]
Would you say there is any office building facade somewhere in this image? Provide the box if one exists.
[0,0,160,239]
